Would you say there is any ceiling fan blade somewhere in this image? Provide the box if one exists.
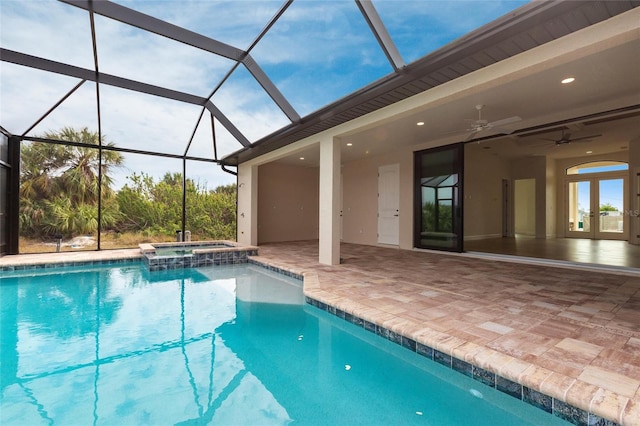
[488,116,521,127]
[464,130,480,141]
[492,127,517,135]
[569,134,602,142]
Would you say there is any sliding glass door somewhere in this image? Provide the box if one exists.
[414,144,463,252]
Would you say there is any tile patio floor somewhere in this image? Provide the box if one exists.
[2,242,639,424]
[255,241,640,426]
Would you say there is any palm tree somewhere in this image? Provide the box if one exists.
[20,127,124,238]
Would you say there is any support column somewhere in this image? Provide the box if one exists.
[237,163,258,246]
[319,136,341,265]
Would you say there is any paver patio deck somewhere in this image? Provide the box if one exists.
[255,241,640,425]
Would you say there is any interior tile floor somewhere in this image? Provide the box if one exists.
[465,236,640,269]
[256,241,640,425]
[2,241,639,424]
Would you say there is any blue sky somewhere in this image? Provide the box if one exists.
[0,0,528,189]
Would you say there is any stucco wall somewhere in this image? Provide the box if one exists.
[257,162,319,244]
[341,149,413,249]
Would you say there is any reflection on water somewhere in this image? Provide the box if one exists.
[1,264,567,426]
[0,264,301,425]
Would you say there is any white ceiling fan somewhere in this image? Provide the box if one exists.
[464,104,521,141]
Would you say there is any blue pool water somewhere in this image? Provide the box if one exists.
[0,263,569,425]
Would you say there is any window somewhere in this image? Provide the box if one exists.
[566,161,628,175]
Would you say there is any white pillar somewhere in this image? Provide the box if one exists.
[237,163,258,246]
[319,136,341,265]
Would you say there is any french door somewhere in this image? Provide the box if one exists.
[566,175,627,240]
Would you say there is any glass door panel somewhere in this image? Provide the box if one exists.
[567,180,592,236]
[596,178,625,238]
[414,144,463,252]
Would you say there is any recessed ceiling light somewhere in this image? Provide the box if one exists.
[417,121,425,126]
[346,143,353,146]
[561,77,575,84]
[586,151,593,154]
[299,157,305,160]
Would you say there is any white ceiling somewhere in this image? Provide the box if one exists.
[276,37,640,167]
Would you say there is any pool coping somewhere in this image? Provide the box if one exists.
[0,254,142,272]
[1,252,634,425]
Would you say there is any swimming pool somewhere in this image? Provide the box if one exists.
[0,263,570,425]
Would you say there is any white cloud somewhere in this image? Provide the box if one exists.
[1,0,95,69]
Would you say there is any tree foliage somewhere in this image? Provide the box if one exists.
[19,127,237,244]
[20,127,123,237]
[116,172,236,240]
[599,202,618,212]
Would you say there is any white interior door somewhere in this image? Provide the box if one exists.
[378,164,399,245]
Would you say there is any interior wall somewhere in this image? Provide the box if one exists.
[342,149,413,249]
[514,179,536,235]
[512,156,547,238]
[257,162,319,244]
[463,145,510,240]
[629,139,640,245]
[545,157,557,238]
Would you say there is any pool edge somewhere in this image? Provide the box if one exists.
[1,253,631,426]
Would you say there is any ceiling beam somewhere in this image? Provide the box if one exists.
[60,0,245,61]
[355,0,405,71]
[1,48,207,104]
[1,48,250,147]
[242,54,300,123]
[205,101,250,147]
[60,0,290,140]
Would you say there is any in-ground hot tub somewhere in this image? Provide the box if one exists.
[140,240,258,271]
